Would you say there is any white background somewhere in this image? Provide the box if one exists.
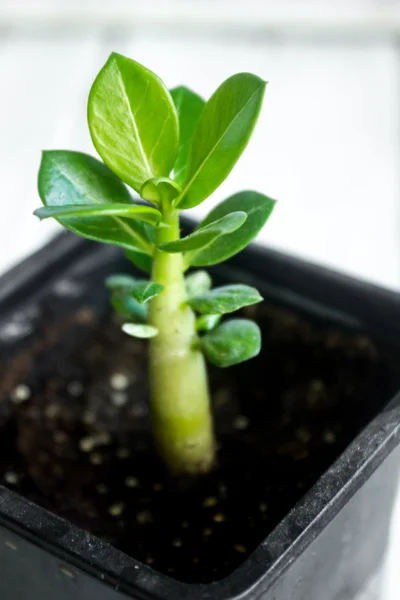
[0,2,399,598]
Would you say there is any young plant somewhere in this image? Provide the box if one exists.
[35,53,276,475]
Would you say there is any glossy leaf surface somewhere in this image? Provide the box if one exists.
[88,53,179,192]
[106,275,163,304]
[189,191,276,267]
[201,319,261,367]
[34,203,161,226]
[170,86,205,185]
[38,150,153,253]
[188,284,262,315]
[178,73,266,208]
[158,212,246,253]
[140,177,181,206]
[196,314,221,333]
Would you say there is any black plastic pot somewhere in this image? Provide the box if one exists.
[0,231,399,600]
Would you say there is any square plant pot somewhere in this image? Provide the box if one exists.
[0,230,399,600]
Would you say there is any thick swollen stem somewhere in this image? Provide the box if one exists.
[148,209,215,474]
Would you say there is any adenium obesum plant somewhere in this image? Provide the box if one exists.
[35,53,276,475]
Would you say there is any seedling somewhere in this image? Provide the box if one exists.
[35,53,276,474]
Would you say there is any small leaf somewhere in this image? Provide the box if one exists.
[125,249,153,274]
[188,284,262,315]
[188,191,276,267]
[158,212,246,253]
[88,52,179,193]
[122,323,159,338]
[177,73,266,209]
[196,314,221,332]
[111,294,147,322]
[170,86,205,185]
[34,203,161,226]
[185,270,212,298]
[140,177,182,206]
[201,319,261,367]
[106,274,137,291]
[129,281,164,304]
[37,150,153,254]
[106,275,163,304]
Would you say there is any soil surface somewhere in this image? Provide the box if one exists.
[0,302,393,583]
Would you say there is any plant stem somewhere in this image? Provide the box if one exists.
[148,209,215,474]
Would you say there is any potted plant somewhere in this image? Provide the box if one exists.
[0,53,399,600]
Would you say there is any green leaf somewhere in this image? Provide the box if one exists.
[185,270,212,298]
[188,191,276,267]
[34,203,161,226]
[140,177,181,205]
[188,284,262,315]
[88,52,179,193]
[170,86,205,185]
[122,323,159,339]
[196,314,221,332]
[177,73,266,209]
[37,150,153,254]
[106,275,163,304]
[111,294,148,322]
[130,281,164,304]
[158,212,246,253]
[125,249,153,274]
[201,319,261,367]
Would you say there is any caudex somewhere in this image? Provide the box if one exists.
[35,53,276,475]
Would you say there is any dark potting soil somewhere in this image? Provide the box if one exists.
[0,302,393,583]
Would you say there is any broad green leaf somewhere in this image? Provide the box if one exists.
[170,86,205,185]
[34,203,161,226]
[111,294,147,322]
[122,323,159,338]
[38,150,153,254]
[177,73,266,209]
[201,319,261,367]
[185,270,212,298]
[188,284,262,315]
[196,314,221,332]
[158,212,246,253]
[88,52,179,193]
[140,177,181,206]
[106,275,163,304]
[187,191,276,267]
[125,249,153,274]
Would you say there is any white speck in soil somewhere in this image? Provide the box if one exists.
[145,556,154,565]
[108,502,126,517]
[203,496,218,508]
[134,565,140,570]
[259,502,268,512]
[44,403,61,419]
[10,384,31,404]
[233,415,249,430]
[180,521,189,529]
[110,392,128,407]
[95,431,111,445]
[79,436,95,453]
[90,452,103,465]
[172,538,183,548]
[125,476,139,488]
[110,373,130,391]
[234,544,246,553]
[213,513,226,523]
[96,483,109,495]
[67,381,83,397]
[4,471,18,485]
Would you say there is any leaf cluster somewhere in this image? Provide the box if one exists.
[35,53,276,367]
